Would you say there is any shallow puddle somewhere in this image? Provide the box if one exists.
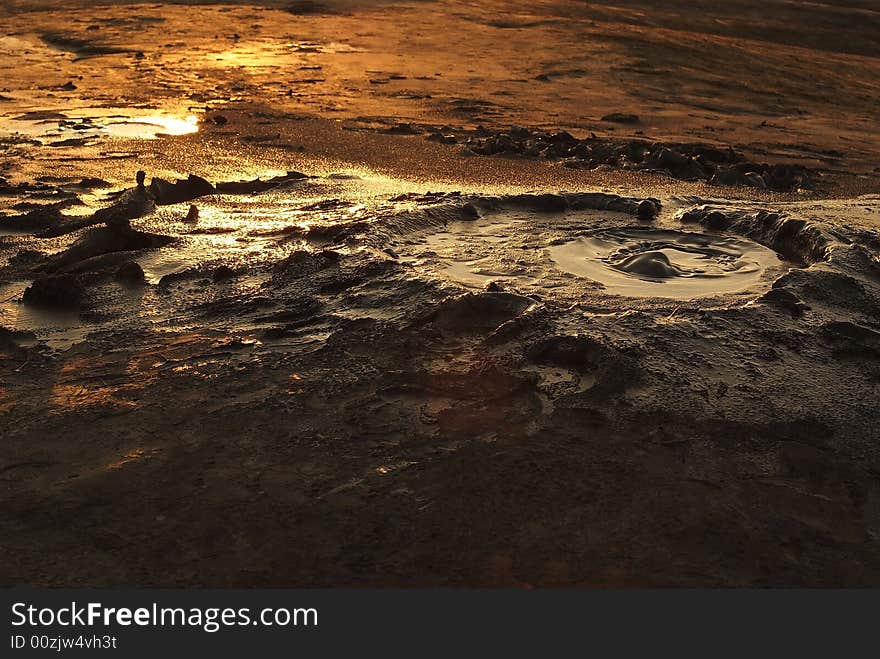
[0,281,91,350]
[0,109,199,142]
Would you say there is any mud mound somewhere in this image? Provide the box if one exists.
[22,274,84,308]
[0,206,65,232]
[826,245,880,280]
[0,326,33,355]
[149,175,215,205]
[822,321,880,359]
[272,249,339,281]
[507,193,569,213]
[772,269,880,315]
[215,171,309,195]
[487,192,660,218]
[63,252,143,277]
[333,202,483,247]
[756,287,809,317]
[285,1,337,15]
[114,260,146,285]
[526,334,612,372]
[386,203,480,234]
[42,225,173,273]
[427,292,536,332]
[37,186,157,238]
[40,32,129,57]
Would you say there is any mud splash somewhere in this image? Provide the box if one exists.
[549,229,787,299]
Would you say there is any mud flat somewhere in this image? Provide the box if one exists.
[0,0,879,587]
[2,166,880,587]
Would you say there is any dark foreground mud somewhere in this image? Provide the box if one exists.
[2,170,880,586]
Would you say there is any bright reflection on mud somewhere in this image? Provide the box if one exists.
[0,168,484,348]
[0,110,199,141]
[204,40,359,69]
[105,114,199,138]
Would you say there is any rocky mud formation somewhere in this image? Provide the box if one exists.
[348,120,819,192]
[444,126,815,192]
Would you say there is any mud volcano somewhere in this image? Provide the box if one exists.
[549,229,787,299]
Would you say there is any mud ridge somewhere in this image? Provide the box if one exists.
[418,125,817,192]
[678,206,832,265]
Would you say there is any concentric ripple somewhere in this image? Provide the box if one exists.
[549,229,786,299]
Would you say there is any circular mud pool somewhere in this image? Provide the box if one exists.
[549,229,786,299]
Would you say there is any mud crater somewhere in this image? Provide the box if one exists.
[409,200,793,302]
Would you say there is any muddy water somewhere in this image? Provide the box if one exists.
[548,229,785,300]
[0,109,200,142]
[410,203,800,302]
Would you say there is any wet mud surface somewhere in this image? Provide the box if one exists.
[3,170,880,586]
[1,0,879,586]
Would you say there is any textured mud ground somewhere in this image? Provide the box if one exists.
[1,0,880,586]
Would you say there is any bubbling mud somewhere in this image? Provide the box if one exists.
[549,229,786,299]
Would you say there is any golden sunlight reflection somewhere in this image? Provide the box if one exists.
[106,114,199,138]
[0,110,200,141]
[205,41,359,69]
